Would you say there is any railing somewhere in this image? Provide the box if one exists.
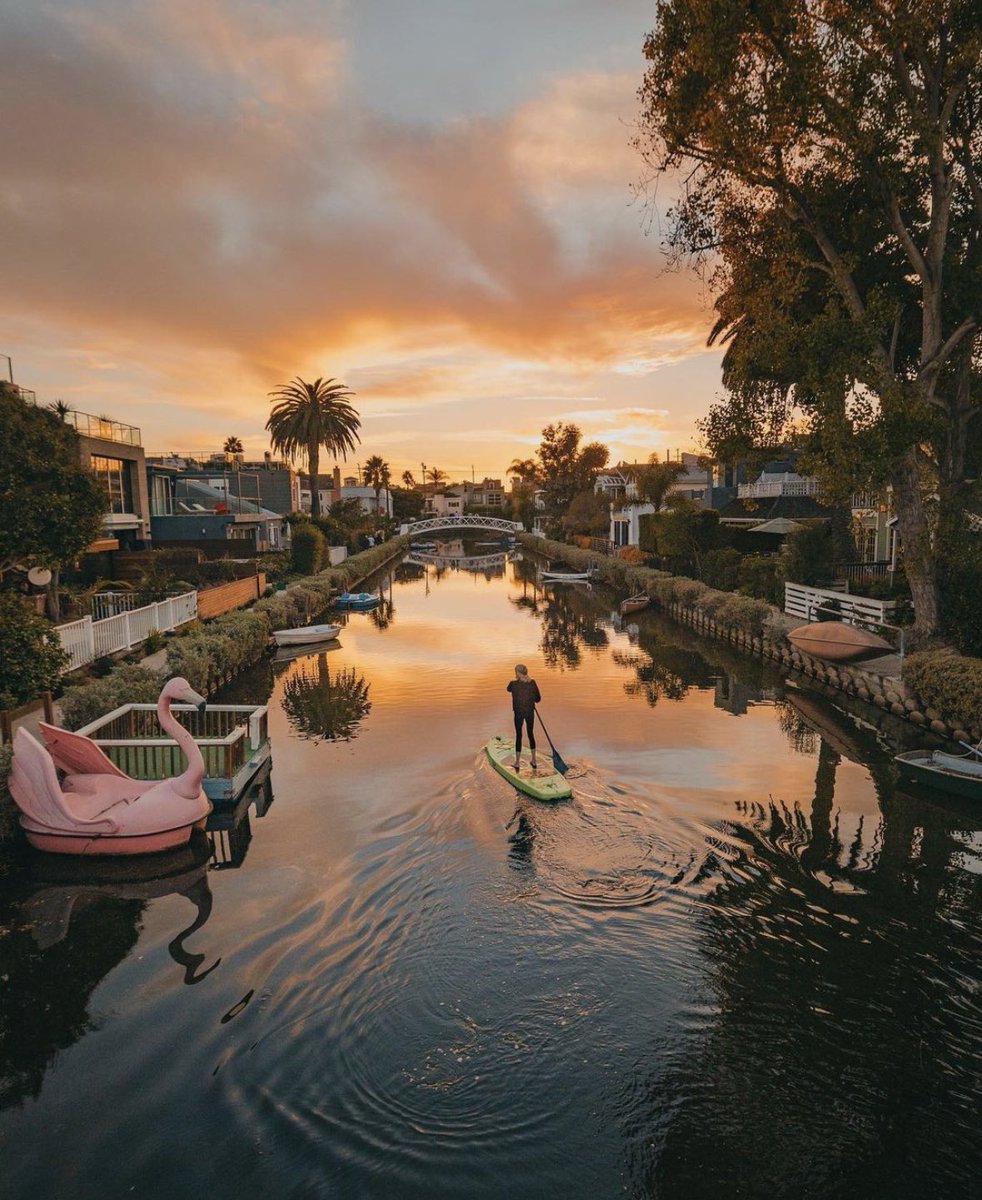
[56,591,198,670]
[400,514,521,535]
[738,478,820,498]
[63,409,142,446]
[77,703,268,784]
[832,561,893,584]
[784,581,896,626]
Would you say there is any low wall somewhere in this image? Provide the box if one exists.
[197,573,267,619]
[517,533,976,744]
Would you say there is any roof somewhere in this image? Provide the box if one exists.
[717,494,834,522]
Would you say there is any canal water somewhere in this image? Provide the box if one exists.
[1,547,980,1199]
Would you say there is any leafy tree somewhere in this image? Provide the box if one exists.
[537,422,610,516]
[291,523,325,574]
[266,377,360,517]
[0,592,68,708]
[561,489,611,537]
[0,385,106,598]
[391,486,424,523]
[641,506,721,576]
[638,0,982,639]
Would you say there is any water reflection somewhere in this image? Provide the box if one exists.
[280,652,372,742]
[0,831,213,1110]
[537,585,610,670]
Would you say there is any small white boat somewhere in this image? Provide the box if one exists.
[541,570,594,582]
[271,624,341,647]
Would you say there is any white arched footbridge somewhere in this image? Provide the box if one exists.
[400,514,522,536]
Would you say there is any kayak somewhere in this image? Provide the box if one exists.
[484,735,572,801]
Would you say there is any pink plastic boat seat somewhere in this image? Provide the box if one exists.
[62,774,155,810]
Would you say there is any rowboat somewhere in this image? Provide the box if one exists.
[620,593,649,615]
[271,623,340,647]
[895,748,982,801]
[787,620,892,663]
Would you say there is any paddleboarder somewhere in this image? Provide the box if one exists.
[507,663,541,769]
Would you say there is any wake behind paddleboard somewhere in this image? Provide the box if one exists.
[485,735,572,801]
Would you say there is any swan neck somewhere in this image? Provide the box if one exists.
[158,693,204,794]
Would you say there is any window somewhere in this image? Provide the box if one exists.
[91,456,133,514]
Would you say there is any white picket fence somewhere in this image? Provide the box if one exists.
[57,592,198,671]
[784,582,896,627]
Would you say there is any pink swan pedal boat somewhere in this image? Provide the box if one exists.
[9,677,212,856]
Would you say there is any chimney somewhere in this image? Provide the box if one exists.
[333,465,341,489]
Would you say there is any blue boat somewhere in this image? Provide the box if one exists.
[334,591,380,610]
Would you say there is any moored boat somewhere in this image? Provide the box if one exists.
[620,593,649,615]
[334,591,380,610]
[895,748,982,801]
[787,620,892,663]
[271,623,341,647]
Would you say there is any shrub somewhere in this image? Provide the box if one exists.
[0,592,68,709]
[144,628,165,653]
[0,743,16,842]
[738,553,783,604]
[694,590,730,620]
[292,523,325,574]
[715,594,770,636]
[617,546,647,564]
[61,664,168,730]
[902,651,982,733]
[701,547,742,591]
[256,551,291,582]
[782,523,835,586]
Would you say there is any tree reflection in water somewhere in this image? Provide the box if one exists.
[613,630,715,707]
[629,686,982,1198]
[538,586,609,670]
[282,653,372,743]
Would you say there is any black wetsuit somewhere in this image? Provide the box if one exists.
[507,677,541,757]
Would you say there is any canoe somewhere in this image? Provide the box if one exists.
[895,749,982,800]
[485,735,572,801]
[271,624,340,647]
[541,571,594,582]
[620,593,649,615]
[787,620,892,663]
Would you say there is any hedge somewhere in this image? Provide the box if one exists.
[902,651,982,735]
[61,663,169,730]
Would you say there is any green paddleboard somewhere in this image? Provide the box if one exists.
[485,735,572,801]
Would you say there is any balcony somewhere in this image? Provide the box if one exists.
[66,409,142,446]
[737,476,820,499]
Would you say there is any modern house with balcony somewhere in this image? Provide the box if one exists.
[69,409,151,551]
[147,464,290,554]
[606,454,738,549]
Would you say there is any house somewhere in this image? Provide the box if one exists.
[425,488,466,519]
[148,451,301,517]
[147,464,290,554]
[69,408,151,550]
[605,454,733,549]
[299,467,393,516]
[463,478,505,508]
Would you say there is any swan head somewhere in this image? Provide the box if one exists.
[164,676,208,714]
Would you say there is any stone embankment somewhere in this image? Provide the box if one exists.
[521,533,978,745]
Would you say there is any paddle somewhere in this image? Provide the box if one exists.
[534,706,569,775]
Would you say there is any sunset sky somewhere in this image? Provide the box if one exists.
[1,0,724,480]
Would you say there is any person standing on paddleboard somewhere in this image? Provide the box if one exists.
[507,664,541,769]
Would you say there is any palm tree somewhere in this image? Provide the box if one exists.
[636,455,688,511]
[48,399,74,422]
[223,435,243,455]
[401,469,416,489]
[426,466,448,489]
[362,454,390,515]
[266,377,360,517]
[508,457,539,484]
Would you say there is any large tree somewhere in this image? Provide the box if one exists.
[0,384,106,581]
[266,377,360,518]
[638,0,982,639]
[537,422,610,516]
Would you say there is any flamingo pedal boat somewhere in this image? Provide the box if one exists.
[8,678,213,856]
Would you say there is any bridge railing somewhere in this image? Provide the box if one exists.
[400,514,521,535]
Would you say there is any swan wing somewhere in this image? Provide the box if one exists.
[9,729,120,833]
[39,722,130,779]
